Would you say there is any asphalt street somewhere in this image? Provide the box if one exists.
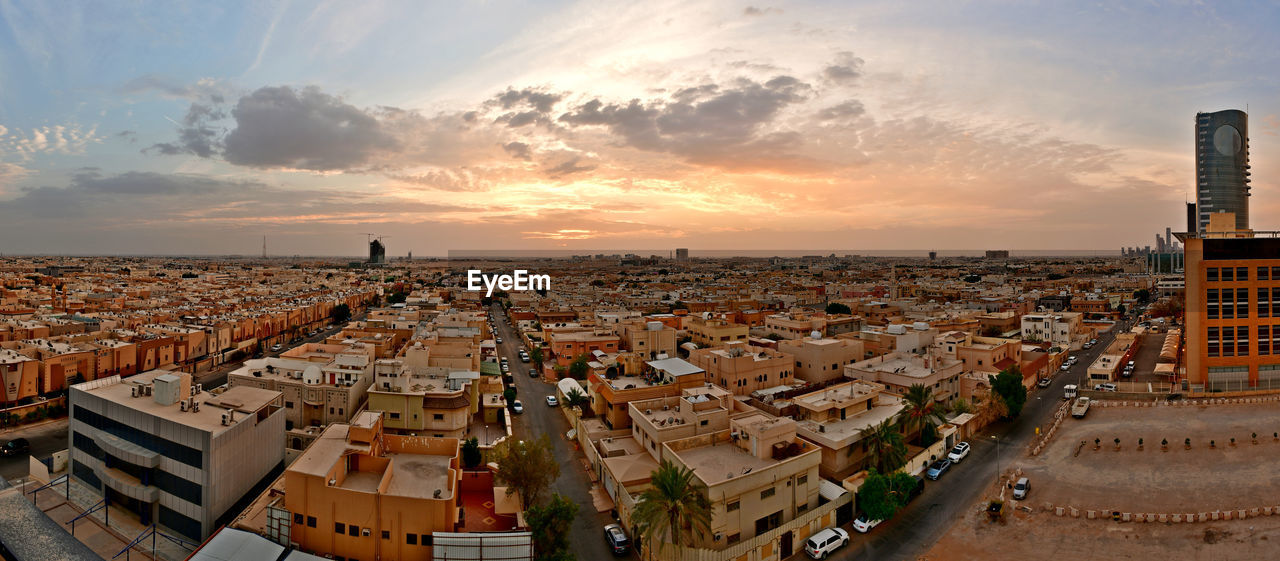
[490,303,620,561]
[832,317,1132,561]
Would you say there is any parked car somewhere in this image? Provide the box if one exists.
[529,369,539,378]
[925,458,951,480]
[1094,383,1118,392]
[1038,378,1052,388]
[511,400,523,414]
[907,475,925,501]
[0,438,29,457]
[270,344,283,352]
[1012,477,1030,500]
[603,524,630,555]
[804,527,849,559]
[947,441,970,463]
[1083,342,1093,349]
[1089,338,1098,345]
[545,395,559,407]
[1068,355,1077,363]
[495,337,503,344]
[1060,364,1071,371]
[852,513,882,533]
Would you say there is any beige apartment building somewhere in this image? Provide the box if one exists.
[663,415,821,548]
[844,351,964,403]
[617,320,678,360]
[688,341,794,396]
[686,315,750,348]
[228,354,374,430]
[777,336,865,384]
[365,343,480,438]
[790,380,904,479]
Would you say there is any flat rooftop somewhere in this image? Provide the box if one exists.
[676,442,781,486]
[793,381,884,411]
[75,371,281,435]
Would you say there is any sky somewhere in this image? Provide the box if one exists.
[1,0,1279,256]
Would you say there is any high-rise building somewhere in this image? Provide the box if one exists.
[1195,110,1251,232]
[675,247,689,261]
[369,239,386,264]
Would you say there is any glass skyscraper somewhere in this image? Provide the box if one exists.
[1195,109,1251,232]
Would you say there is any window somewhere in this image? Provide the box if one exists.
[1238,326,1250,355]
[407,534,417,545]
[797,474,808,485]
[797,503,809,514]
[307,516,317,528]
[1238,267,1250,281]
[700,419,708,426]
[1261,326,1271,356]
[727,500,740,512]
[382,530,390,540]
[1208,327,1220,357]
[421,535,432,546]
[329,407,335,414]
[433,414,444,421]
[1208,289,1220,320]
[286,401,294,409]
[1261,288,1272,319]
[1223,289,1235,319]
[1208,268,1219,282]
[754,511,783,534]
[335,522,346,534]
[1262,267,1271,281]
[1223,268,1234,282]
[388,412,401,420]
[727,533,741,545]
[349,525,359,536]
[1238,288,1250,319]
[294,513,304,524]
[761,487,775,500]
[1223,326,1236,357]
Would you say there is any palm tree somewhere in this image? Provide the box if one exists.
[902,384,947,444]
[634,460,712,555]
[858,419,907,473]
[565,388,589,409]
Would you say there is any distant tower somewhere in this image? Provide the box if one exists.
[675,248,689,261]
[1195,110,1250,232]
[407,250,412,261]
[369,239,386,264]
[262,236,267,259]
[928,251,937,261]
[1186,202,1197,234]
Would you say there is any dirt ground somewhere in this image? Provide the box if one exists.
[923,498,1280,561]
[922,402,1280,560]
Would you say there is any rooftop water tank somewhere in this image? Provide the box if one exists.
[303,365,323,385]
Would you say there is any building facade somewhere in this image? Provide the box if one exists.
[1195,110,1251,232]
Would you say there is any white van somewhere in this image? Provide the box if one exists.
[804,527,849,559]
[1063,384,1078,400]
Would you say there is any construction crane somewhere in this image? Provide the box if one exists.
[360,233,391,243]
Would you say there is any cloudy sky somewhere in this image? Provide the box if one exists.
[1,1,1277,256]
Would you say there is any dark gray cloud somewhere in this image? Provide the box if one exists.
[823,52,864,84]
[222,86,399,170]
[502,141,532,160]
[491,88,562,113]
[816,100,865,120]
[146,102,225,157]
[544,157,596,178]
[557,76,812,167]
[116,130,137,143]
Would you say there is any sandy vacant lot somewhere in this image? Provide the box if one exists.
[922,402,1280,561]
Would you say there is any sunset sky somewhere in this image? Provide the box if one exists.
[1,1,1278,256]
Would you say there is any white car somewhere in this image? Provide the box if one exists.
[545,395,558,407]
[511,400,523,414]
[852,513,882,533]
[496,337,503,344]
[1012,477,1030,500]
[804,527,849,559]
[1094,383,1118,392]
[947,441,970,463]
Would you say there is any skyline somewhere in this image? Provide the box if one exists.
[2,1,1279,255]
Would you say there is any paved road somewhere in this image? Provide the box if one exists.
[490,304,618,561]
[832,320,1130,561]
[0,418,69,482]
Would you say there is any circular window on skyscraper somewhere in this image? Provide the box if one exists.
[1214,124,1242,156]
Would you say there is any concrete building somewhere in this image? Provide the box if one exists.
[616,320,677,361]
[281,412,462,561]
[1195,110,1251,232]
[0,348,39,405]
[587,358,706,429]
[1020,312,1082,349]
[663,415,821,548]
[791,380,904,479]
[687,341,794,396]
[228,354,373,430]
[686,315,750,348]
[364,342,479,438]
[844,351,964,403]
[1180,221,1280,391]
[777,336,865,385]
[69,371,285,541]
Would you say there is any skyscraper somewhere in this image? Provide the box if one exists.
[1195,110,1251,232]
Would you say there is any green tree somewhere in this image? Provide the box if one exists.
[764,333,784,341]
[981,325,1003,337]
[492,435,560,512]
[461,437,482,469]
[856,469,919,522]
[564,387,588,409]
[634,459,712,555]
[950,398,972,416]
[568,354,590,380]
[331,303,351,323]
[825,302,852,315]
[527,494,578,561]
[1134,288,1151,303]
[990,367,1028,419]
[530,347,544,366]
[902,384,947,445]
[504,388,518,406]
[858,419,907,473]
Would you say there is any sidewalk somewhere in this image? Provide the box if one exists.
[0,416,68,437]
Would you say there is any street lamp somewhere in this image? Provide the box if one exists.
[991,434,1001,487]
